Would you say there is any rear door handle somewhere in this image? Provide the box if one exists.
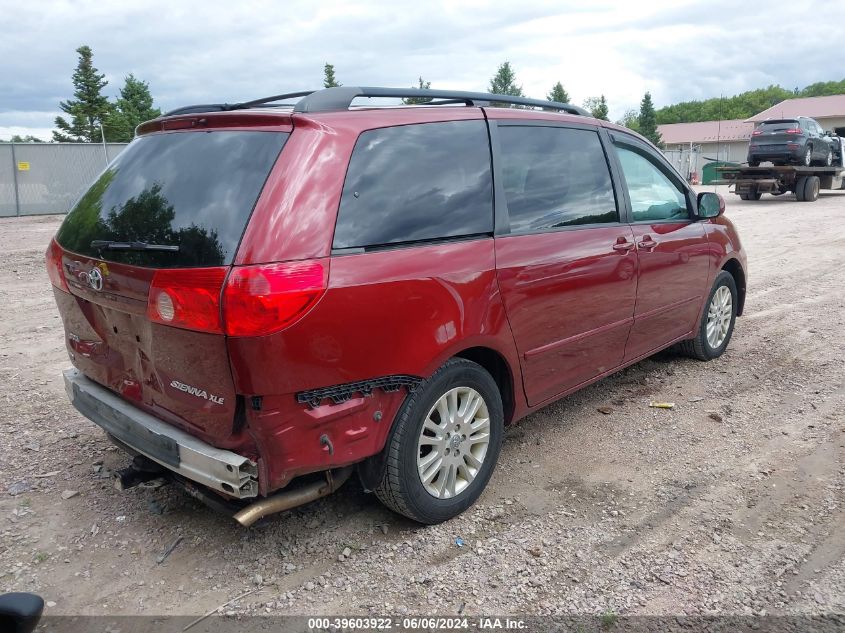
[638,236,658,250]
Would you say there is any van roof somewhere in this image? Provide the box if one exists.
[161,86,590,118]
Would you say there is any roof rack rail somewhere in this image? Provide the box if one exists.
[163,87,589,118]
[164,91,315,117]
[292,87,589,116]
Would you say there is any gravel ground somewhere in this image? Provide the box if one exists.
[0,186,843,619]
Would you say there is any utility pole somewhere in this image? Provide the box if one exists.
[100,123,109,166]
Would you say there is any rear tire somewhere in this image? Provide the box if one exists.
[795,176,807,201]
[677,271,738,361]
[802,175,820,202]
[374,358,504,524]
[801,145,813,166]
[748,160,760,167]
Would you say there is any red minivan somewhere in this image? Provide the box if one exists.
[47,87,746,525]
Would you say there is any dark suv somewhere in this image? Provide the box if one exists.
[47,87,747,525]
[748,116,835,167]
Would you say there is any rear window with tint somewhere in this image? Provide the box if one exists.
[758,120,800,131]
[56,130,287,267]
[333,120,493,250]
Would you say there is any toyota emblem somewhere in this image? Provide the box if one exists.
[88,267,104,291]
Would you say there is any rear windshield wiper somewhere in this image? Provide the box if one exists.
[90,240,180,252]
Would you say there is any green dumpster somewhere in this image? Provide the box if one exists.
[702,161,740,185]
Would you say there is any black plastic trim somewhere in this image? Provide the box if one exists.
[164,87,589,118]
[296,375,423,408]
[294,86,588,116]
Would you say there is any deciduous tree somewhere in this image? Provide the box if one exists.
[616,109,641,132]
[584,95,609,120]
[103,74,161,142]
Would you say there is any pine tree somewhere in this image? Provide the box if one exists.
[583,95,609,120]
[323,63,341,88]
[638,92,662,146]
[54,46,111,143]
[103,74,161,142]
[488,62,523,106]
[547,82,570,104]
[402,77,432,105]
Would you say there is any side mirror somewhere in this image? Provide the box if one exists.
[697,191,725,219]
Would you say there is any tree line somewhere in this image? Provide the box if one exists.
[10,47,843,146]
[656,80,845,124]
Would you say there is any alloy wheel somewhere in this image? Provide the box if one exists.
[706,286,733,349]
[417,387,490,499]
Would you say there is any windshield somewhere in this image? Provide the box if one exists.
[55,130,288,267]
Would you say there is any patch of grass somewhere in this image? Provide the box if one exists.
[19,498,31,508]
[34,552,49,564]
[600,610,618,629]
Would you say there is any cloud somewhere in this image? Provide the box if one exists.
[1,0,843,139]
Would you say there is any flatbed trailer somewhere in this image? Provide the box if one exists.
[714,137,845,202]
[715,165,845,202]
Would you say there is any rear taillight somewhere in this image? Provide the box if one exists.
[223,260,328,337]
[751,130,762,136]
[147,267,228,334]
[784,128,801,134]
[46,239,69,292]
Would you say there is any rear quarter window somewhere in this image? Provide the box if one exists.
[333,120,493,250]
[55,130,288,267]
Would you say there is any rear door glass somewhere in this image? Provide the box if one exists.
[333,120,493,250]
[56,130,288,267]
[497,126,618,233]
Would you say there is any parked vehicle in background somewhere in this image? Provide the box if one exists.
[748,116,835,167]
[47,86,747,525]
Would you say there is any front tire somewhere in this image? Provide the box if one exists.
[374,358,504,524]
[678,271,737,361]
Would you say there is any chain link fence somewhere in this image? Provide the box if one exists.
[0,142,128,217]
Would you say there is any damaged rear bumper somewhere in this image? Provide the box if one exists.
[63,368,258,499]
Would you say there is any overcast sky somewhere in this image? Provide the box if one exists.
[2,0,842,140]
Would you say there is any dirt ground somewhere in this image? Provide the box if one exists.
[1,186,843,619]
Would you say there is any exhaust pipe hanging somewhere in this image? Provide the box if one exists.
[233,466,354,527]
